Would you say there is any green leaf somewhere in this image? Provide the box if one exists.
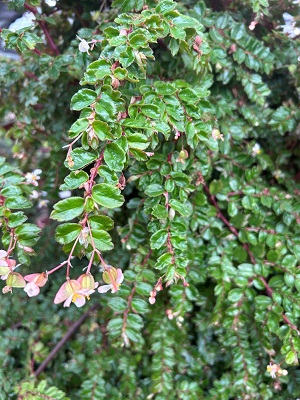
[104,143,126,172]
[92,183,124,208]
[286,350,297,365]
[108,297,127,312]
[255,295,272,310]
[67,148,98,170]
[155,253,173,270]
[131,298,149,313]
[15,223,41,246]
[172,15,200,29]
[68,118,89,139]
[8,212,28,228]
[60,171,89,190]
[127,133,148,150]
[55,223,82,244]
[5,196,31,209]
[140,104,160,119]
[228,288,244,302]
[150,229,168,249]
[92,121,113,141]
[169,199,192,216]
[70,89,97,111]
[51,197,85,221]
[91,229,114,251]
[145,184,165,197]
[88,215,114,230]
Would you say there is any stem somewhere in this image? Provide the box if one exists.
[66,236,80,278]
[34,303,99,377]
[24,3,60,55]
[47,260,68,275]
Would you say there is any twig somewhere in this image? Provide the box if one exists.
[34,303,99,377]
[24,3,60,55]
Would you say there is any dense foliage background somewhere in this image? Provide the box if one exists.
[0,0,300,398]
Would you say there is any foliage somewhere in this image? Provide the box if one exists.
[0,0,300,398]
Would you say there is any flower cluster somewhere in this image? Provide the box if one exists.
[267,363,288,379]
[0,250,125,308]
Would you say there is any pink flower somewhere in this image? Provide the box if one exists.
[24,272,48,297]
[0,252,17,280]
[98,267,124,294]
[54,274,96,307]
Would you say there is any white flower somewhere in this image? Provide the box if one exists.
[30,190,39,199]
[25,169,42,186]
[280,13,300,38]
[58,190,71,199]
[273,169,285,180]
[252,143,261,156]
[98,268,124,294]
[76,35,90,54]
[38,199,49,208]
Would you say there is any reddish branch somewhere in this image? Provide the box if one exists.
[34,303,99,377]
[24,3,60,56]
[203,182,300,334]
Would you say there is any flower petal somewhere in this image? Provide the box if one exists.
[116,269,124,284]
[98,284,112,293]
[74,296,86,307]
[0,250,8,258]
[54,280,76,304]
[63,294,73,307]
[24,282,40,297]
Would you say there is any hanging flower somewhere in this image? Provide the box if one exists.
[25,169,42,186]
[24,272,48,297]
[54,274,96,307]
[76,35,90,54]
[98,267,124,294]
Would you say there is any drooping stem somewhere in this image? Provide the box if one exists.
[47,260,68,275]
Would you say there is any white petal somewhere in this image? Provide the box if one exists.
[98,284,112,293]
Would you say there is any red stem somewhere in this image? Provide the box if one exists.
[24,3,60,56]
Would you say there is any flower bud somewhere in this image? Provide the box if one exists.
[149,296,156,305]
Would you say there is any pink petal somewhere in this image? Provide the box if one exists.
[0,250,8,258]
[24,273,41,282]
[54,280,80,304]
[98,284,112,293]
[24,282,40,297]
[0,260,8,268]
[116,269,124,284]
[74,296,86,307]
[63,295,73,307]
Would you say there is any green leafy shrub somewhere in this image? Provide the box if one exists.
[0,0,300,398]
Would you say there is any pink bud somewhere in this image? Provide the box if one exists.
[150,290,156,297]
[149,296,156,305]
